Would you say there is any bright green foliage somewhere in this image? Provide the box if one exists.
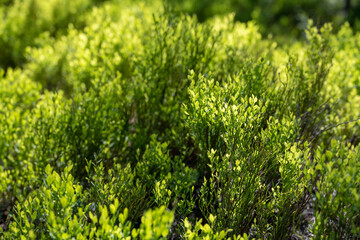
[0,69,41,203]
[311,141,360,239]
[183,215,248,240]
[0,0,360,239]
[326,23,360,145]
[0,75,129,202]
[137,136,197,191]
[2,165,173,239]
[137,137,174,186]
[0,0,98,68]
[184,72,310,238]
[134,206,174,240]
[85,162,149,223]
[4,165,89,239]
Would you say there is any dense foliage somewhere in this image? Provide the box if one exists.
[0,0,359,239]
[169,0,360,36]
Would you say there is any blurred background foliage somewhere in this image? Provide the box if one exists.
[1,0,360,70]
[168,0,360,37]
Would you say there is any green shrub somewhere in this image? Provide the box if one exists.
[2,165,174,239]
[0,1,359,239]
[183,215,248,240]
[311,140,360,239]
[0,0,99,68]
[184,71,310,238]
